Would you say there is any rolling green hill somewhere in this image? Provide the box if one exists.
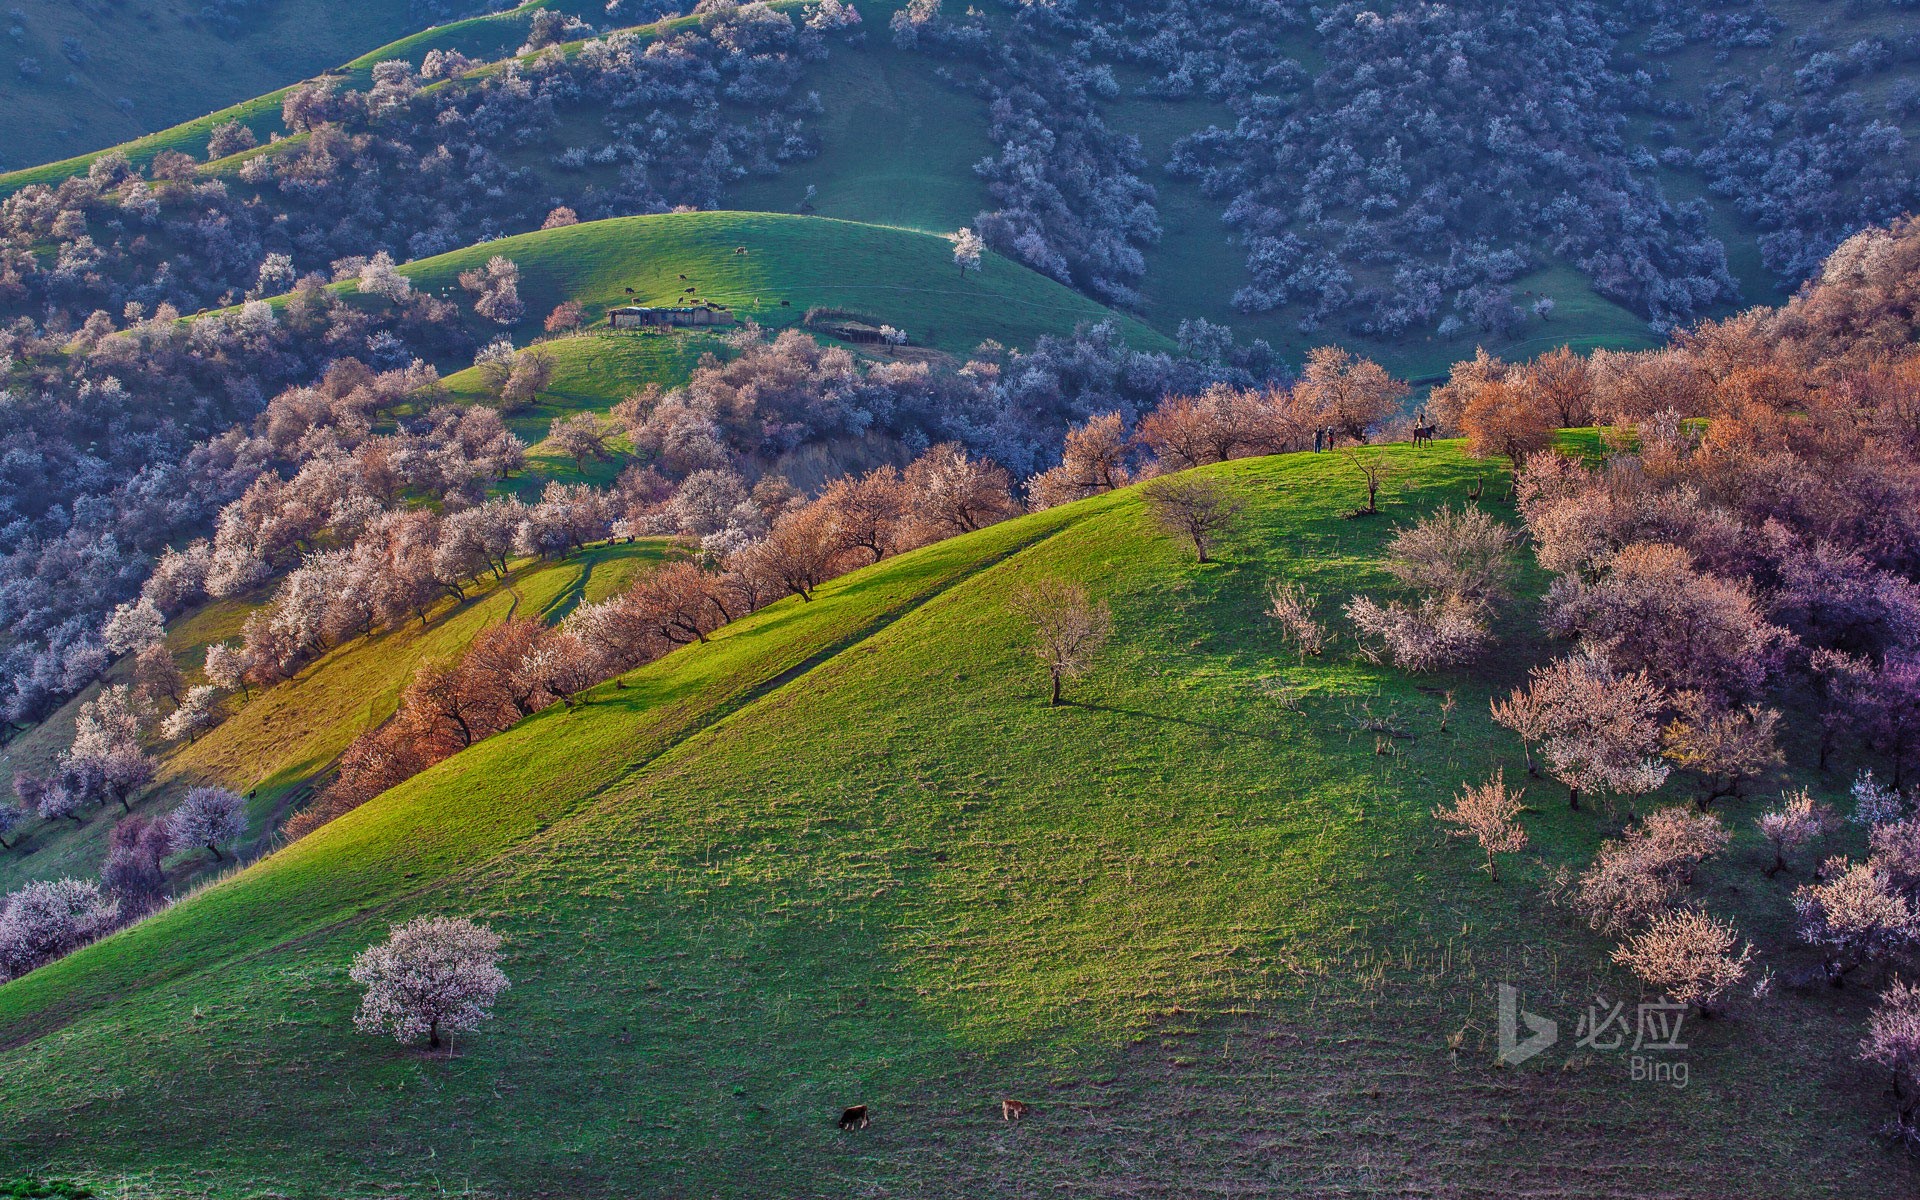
[2,209,1155,898]
[0,0,1720,379]
[385,210,1173,481]
[0,541,668,899]
[0,443,1903,1196]
[390,211,1171,359]
[0,0,610,183]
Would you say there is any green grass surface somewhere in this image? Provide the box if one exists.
[443,329,720,469]
[0,442,1908,1196]
[4,0,1684,378]
[0,541,669,898]
[9,208,1141,894]
[0,0,416,175]
[0,0,606,191]
[388,211,1171,359]
[726,34,994,234]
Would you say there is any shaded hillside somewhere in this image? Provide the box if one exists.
[0,444,1907,1196]
[0,0,633,189]
[6,0,1917,381]
[0,0,467,173]
[0,541,667,897]
[384,211,1173,359]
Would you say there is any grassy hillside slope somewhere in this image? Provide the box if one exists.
[4,208,1133,898]
[0,0,1678,379]
[390,211,1170,360]
[0,443,1905,1197]
[0,541,668,898]
[394,211,1171,483]
[0,0,608,185]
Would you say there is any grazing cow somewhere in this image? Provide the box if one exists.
[1001,1099,1030,1121]
[838,1105,869,1130]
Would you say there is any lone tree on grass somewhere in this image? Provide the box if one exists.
[1338,448,1399,516]
[1009,579,1112,707]
[1861,978,1920,1150]
[166,785,247,862]
[952,227,985,277]
[1432,769,1528,880]
[1756,788,1838,877]
[1610,908,1754,1015]
[1265,580,1328,660]
[1140,475,1243,563]
[351,916,509,1055]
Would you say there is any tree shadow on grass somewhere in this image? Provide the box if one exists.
[1068,700,1272,742]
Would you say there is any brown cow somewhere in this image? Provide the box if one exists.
[838,1105,870,1130]
[1001,1099,1030,1121]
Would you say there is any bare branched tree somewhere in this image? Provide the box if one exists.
[1338,448,1400,515]
[1009,579,1113,706]
[1140,475,1243,563]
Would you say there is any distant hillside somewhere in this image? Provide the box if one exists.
[390,211,1173,360]
[0,210,1159,891]
[7,0,1916,379]
[0,0,613,188]
[0,541,666,898]
[0,443,1905,1196]
[0,0,448,173]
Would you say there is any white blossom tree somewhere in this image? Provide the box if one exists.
[166,786,247,861]
[1853,770,1911,828]
[350,916,509,1054]
[0,878,119,981]
[1794,859,1920,985]
[66,685,154,812]
[1862,978,1920,1149]
[102,597,166,655]
[1563,807,1729,934]
[203,641,253,698]
[160,686,223,744]
[953,227,985,277]
[1756,788,1839,877]
[1345,592,1492,672]
[460,256,523,325]
[1491,648,1669,811]
[358,251,414,303]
